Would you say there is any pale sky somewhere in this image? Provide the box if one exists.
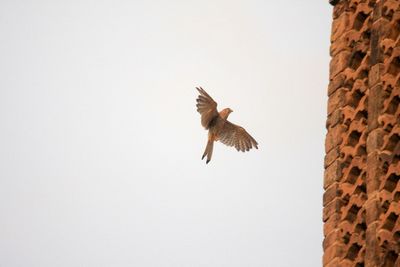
[0,1,331,266]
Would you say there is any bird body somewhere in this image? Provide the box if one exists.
[195,87,258,164]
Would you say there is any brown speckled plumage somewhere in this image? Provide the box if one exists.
[195,87,258,164]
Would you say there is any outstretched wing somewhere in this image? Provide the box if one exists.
[218,121,258,152]
[196,87,219,129]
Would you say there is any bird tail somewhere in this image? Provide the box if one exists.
[202,139,214,164]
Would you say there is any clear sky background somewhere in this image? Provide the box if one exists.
[0,1,331,266]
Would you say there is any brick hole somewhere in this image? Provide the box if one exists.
[343,155,354,168]
[349,51,366,70]
[347,131,362,146]
[382,212,399,231]
[345,117,352,127]
[347,166,361,184]
[357,145,367,156]
[355,263,365,267]
[385,95,400,115]
[384,123,394,133]
[355,222,367,234]
[359,69,368,79]
[350,40,356,48]
[383,250,398,267]
[362,29,371,40]
[337,187,344,198]
[382,200,390,213]
[384,134,400,151]
[346,243,362,260]
[344,78,355,89]
[349,90,364,108]
[382,6,394,21]
[355,183,366,194]
[355,110,368,120]
[343,193,350,205]
[353,12,368,31]
[345,204,361,223]
[349,0,359,9]
[383,161,389,173]
[368,0,376,7]
[394,231,400,244]
[394,192,400,202]
[383,45,393,56]
[385,84,393,94]
[388,20,400,40]
[388,56,400,76]
[343,232,351,244]
[383,173,400,193]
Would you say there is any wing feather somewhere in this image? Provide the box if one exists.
[218,121,258,152]
[195,87,219,129]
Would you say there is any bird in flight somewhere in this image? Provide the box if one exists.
[195,87,258,164]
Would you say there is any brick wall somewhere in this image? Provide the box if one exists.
[324,0,400,266]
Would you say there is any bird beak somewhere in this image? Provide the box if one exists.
[230,109,233,113]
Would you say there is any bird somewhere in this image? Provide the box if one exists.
[195,87,258,164]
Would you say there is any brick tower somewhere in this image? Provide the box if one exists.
[324,0,400,266]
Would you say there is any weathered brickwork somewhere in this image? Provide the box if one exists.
[325,0,400,266]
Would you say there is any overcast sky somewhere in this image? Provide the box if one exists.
[0,1,331,266]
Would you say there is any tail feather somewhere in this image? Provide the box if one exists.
[202,139,214,164]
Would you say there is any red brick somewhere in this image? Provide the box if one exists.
[323,229,340,251]
[331,12,351,43]
[324,182,339,206]
[366,128,385,153]
[324,213,340,237]
[369,63,385,87]
[368,84,385,131]
[325,125,346,153]
[324,198,345,222]
[323,243,345,266]
[330,51,351,79]
[328,73,346,96]
[365,222,380,267]
[366,151,384,193]
[324,160,343,189]
[325,146,341,168]
[328,88,347,115]
[325,257,340,267]
[365,194,381,224]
